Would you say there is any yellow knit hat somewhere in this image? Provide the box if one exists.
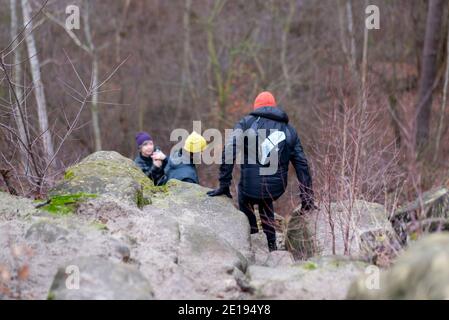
[183,131,207,153]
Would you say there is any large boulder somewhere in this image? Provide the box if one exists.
[347,233,449,299]
[139,180,252,299]
[286,200,399,265]
[0,151,253,300]
[150,180,251,259]
[50,151,165,208]
[246,256,368,300]
[391,187,449,244]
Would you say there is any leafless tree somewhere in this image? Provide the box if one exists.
[415,0,445,150]
[434,15,449,161]
[21,0,55,164]
[9,0,29,169]
[43,0,103,151]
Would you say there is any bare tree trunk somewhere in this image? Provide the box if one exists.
[338,0,370,255]
[115,0,131,63]
[178,0,192,110]
[360,5,369,114]
[83,0,102,151]
[206,0,227,128]
[10,0,29,170]
[416,0,445,149]
[389,19,403,149]
[0,169,18,195]
[348,0,369,199]
[280,0,295,97]
[42,1,102,151]
[21,0,55,163]
[90,56,101,151]
[337,0,359,82]
[434,18,449,161]
[346,1,357,70]
[138,80,144,132]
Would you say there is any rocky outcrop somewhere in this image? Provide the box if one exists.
[391,187,449,244]
[0,151,375,300]
[286,201,399,265]
[0,151,252,300]
[347,233,449,299]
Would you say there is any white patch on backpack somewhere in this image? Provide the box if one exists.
[260,131,286,165]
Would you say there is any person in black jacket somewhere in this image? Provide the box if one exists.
[134,132,168,186]
[207,92,314,251]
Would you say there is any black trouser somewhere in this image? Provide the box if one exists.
[238,190,276,244]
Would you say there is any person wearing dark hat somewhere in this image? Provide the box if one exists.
[134,131,168,186]
[207,91,314,252]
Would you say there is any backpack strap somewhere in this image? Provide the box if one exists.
[247,115,294,146]
[245,115,259,131]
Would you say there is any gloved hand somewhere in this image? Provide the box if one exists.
[207,186,232,198]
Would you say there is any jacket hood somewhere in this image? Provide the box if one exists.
[249,106,289,123]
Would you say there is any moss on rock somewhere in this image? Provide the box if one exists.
[51,151,168,208]
[39,193,97,216]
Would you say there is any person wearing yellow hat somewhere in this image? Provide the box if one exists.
[163,131,207,184]
[183,131,207,154]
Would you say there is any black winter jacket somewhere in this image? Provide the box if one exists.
[218,106,313,202]
[134,153,168,186]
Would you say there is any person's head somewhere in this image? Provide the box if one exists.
[183,132,207,155]
[136,132,154,157]
[253,91,277,110]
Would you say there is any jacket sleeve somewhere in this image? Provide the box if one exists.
[218,117,248,187]
[135,157,151,177]
[149,157,169,186]
[289,127,314,204]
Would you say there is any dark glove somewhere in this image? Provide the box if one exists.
[207,186,232,198]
